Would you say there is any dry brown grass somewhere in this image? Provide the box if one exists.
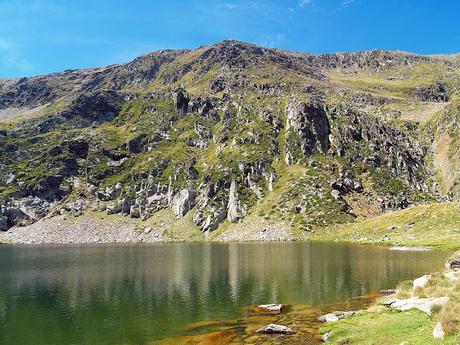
[437,251,460,336]
[438,281,460,336]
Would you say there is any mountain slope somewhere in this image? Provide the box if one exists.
[0,40,459,238]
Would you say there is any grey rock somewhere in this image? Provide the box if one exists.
[446,258,460,270]
[106,204,121,215]
[171,188,195,218]
[256,324,294,334]
[318,311,358,322]
[227,180,245,222]
[257,304,284,312]
[385,297,449,316]
[0,216,10,231]
[321,332,332,342]
[129,205,140,218]
[172,86,189,116]
[433,321,444,339]
[285,101,330,163]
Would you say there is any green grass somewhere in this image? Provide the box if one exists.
[321,309,459,345]
[311,202,460,250]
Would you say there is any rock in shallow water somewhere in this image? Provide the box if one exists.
[257,304,284,312]
[256,323,294,334]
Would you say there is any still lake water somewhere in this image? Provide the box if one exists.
[0,242,450,345]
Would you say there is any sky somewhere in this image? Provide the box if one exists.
[0,0,459,78]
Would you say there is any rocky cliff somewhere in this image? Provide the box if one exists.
[0,40,459,236]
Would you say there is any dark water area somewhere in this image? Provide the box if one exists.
[0,242,450,345]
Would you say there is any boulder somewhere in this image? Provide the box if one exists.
[446,258,460,270]
[413,274,430,290]
[321,332,332,342]
[106,204,121,215]
[432,322,444,339]
[6,207,31,226]
[257,304,284,312]
[120,198,134,215]
[256,324,294,334]
[129,205,140,218]
[444,271,459,282]
[385,297,449,316]
[65,198,87,216]
[0,215,10,231]
[318,311,358,322]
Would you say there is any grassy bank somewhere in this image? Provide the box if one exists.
[320,251,460,344]
[310,202,460,250]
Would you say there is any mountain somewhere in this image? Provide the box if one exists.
[0,40,459,239]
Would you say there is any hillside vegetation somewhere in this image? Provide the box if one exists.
[0,41,459,242]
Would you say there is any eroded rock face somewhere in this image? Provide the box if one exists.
[285,101,330,164]
[414,83,449,102]
[0,204,34,231]
[227,180,246,222]
[172,87,189,116]
[171,187,195,218]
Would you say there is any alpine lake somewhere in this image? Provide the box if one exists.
[0,241,450,345]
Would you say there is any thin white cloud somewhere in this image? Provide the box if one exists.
[288,0,313,13]
[260,33,286,48]
[341,0,355,7]
[299,0,312,7]
[0,38,33,73]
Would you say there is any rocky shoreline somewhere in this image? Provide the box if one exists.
[0,213,296,244]
[0,214,169,244]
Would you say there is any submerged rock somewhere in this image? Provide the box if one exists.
[257,304,284,312]
[256,324,294,334]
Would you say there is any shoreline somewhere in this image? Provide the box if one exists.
[1,202,459,251]
[319,251,460,344]
[0,212,458,252]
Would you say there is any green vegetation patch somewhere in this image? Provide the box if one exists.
[321,309,459,345]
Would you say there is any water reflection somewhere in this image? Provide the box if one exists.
[0,242,449,345]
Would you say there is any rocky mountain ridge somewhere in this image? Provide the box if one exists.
[0,40,459,237]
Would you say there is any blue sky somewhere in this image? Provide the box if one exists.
[0,0,459,78]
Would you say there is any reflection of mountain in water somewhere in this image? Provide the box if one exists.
[0,243,448,345]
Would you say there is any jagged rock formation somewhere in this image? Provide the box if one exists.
[0,40,459,235]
